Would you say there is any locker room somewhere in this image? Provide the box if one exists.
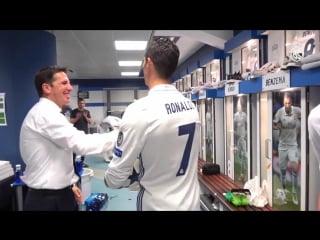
[0,30,320,211]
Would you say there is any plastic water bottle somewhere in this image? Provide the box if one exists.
[11,164,25,211]
[11,164,24,187]
[85,193,108,211]
[75,155,83,176]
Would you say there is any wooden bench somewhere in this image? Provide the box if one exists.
[198,159,274,211]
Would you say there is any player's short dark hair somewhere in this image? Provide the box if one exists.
[144,37,180,79]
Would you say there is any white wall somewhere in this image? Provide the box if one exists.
[87,90,107,124]
[138,89,148,99]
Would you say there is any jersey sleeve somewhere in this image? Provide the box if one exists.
[105,104,147,188]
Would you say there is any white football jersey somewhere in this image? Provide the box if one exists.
[105,84,201,210]
[234,111,247,137]
[273,106,301,146]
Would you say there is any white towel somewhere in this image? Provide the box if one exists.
[0,166,14,181]
[0,160,10,168]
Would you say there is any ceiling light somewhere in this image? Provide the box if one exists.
[115,41,147,50]
[118,61,142,67]
[121,72,139,76]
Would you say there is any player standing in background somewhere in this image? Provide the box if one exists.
[233,97,247,183]
[273,92,301,205]
[205,101,213,162]
[70,98,93,167]
[104,37,201,210]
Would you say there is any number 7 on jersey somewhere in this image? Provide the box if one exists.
[176,122,196,176]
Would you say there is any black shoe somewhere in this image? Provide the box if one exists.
[82,163,89,168]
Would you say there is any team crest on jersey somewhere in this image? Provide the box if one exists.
[117,131,124,146]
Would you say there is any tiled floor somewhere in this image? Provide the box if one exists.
[81,155,137,211]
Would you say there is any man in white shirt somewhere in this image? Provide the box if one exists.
[20,66,118,211]
[104,37,201,210]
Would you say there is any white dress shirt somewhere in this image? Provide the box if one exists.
[20,98,118,189]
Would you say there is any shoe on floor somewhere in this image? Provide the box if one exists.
[82,163,89,168]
